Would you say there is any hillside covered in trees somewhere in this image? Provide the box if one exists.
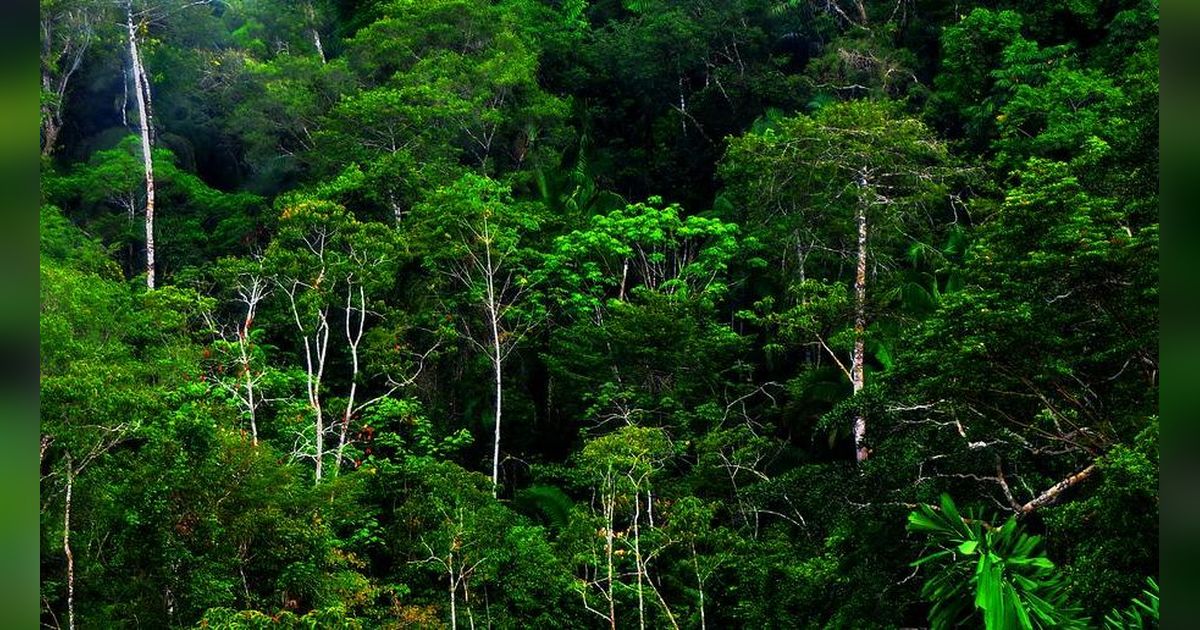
[39,0,1158,627]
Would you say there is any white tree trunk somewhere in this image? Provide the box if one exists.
[64,460,75,630]
[484,241,504,494]
[239,300,259,445]
[604,481,617,630]
[335,285,366,472]
[491,338,502,493]
[851,193,869,463]
[632,484,645,630]
[313,320,328,482]
[126,5,156,289]
[448,552,458,630]
[691,543,706,630]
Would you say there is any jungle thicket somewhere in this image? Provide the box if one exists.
[39,0,1159,627]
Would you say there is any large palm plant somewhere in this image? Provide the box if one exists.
[907,494,1088,629]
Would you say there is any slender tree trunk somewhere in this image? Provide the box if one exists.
[41,108,61,158]
[604,478,617,630]
[491,338,502,493]
[314,325,328,483]
[851,182,869,463]
[239,307,258,445]
[691,543,706,630]
[126,4,156,289]
[287,283,329,483]
[40,35,59,157]
[41,9,91,157]
[64,460,75,630]
[484,243,504,494]
[619,259,629,301]
[335,285,365,473]
[632,483,645,630]
[243,357,257,444]
[305,314,329,483]
[448,552,458,630]
[463,577,476,630]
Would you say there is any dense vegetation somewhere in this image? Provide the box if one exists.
[40,0,1158,627]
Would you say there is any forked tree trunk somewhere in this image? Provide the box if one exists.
[335,285,366,472]
[126,4,156,289]
[239,294,260,445]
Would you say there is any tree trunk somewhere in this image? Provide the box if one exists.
[691,543,706,630]
[40,35,60,157]
[335,285,366,473]
[448,552,458,630]
[40,7,92,157]
[632,485,645,630]
[64,460,75,630]
[126,5,156,289]
[1019,464,1097,514]
[485,242,504,495]
[305,3,326,63]
[604,484,617,630]
[491,335,502,494]
[463,576,476,630]
[851,191,869,463]
[308,314,330,483]
[41,113,61,159]
[239,307,258,445]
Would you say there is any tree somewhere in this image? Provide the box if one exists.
[332,0,570,176]
[569,425,678,630]
[40,0,107,156]
[721,99,955,463]
[265,197,402,482]
[201,256,276,445]
[537,196,740,323]
[411,174,543,493]
[46,138,266,282]
[126,0,157,288]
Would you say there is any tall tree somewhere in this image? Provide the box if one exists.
[265,196,402,482]
[412,174,543,493]
[126,0,157,287]
[721,100,956,463]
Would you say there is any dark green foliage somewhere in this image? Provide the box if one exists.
[1103,577,1159,630]
[40,0,1157,627]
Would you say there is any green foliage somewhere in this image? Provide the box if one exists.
[39,0,1158,627]
[538,196,740,319]
[198,606,362,628]
[1103,577,1159,630]
[908,495,1087,629]
[513,484,575,531]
